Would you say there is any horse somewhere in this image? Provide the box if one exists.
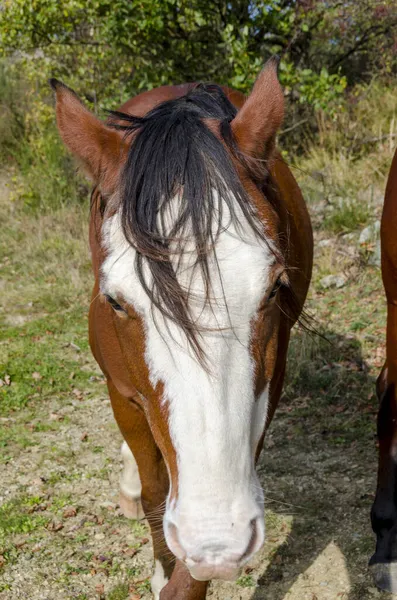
[370,146,397,593]
[51,59,313,600]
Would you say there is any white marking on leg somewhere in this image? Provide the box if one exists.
[151,559,169,600]
[119,441,144,519]
[120,440,142,500]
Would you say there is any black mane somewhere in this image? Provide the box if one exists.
[108,84,271,358]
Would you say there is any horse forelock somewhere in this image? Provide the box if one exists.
[105,84,279,361]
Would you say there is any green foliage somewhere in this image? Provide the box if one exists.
[0,0,361,109]
[12,126,87,210]
[323,199,372,234]
[0,61,88,210]
[236,574,256,587]
[0,496,49,538]
[106,582,129,600]
[0,1,396,208]
[0,63,27,159]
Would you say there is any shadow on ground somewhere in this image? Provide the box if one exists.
[252,328,381,599]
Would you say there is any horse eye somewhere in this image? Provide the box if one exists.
[105,295,126,313]
[269,278,282,300]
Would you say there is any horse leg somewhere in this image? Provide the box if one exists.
[159,562,208,600]
[370,303,397,592]
[108,380,209,599]
[107,380,173,599]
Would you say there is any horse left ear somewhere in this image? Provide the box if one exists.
[231,57,284,159]
[50,79,128,194]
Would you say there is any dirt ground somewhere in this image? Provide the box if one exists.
[1,170,396,600]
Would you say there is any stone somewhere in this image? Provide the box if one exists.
[359,220,380,244]
[319,274,347,289]
[368,238,381,267]
[318,239,332,248]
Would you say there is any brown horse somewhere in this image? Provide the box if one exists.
[51,60,313,599]
[371,146,397,592]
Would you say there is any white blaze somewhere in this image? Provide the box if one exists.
[102,192,273,561]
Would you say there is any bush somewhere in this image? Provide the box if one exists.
[0,63,27,160]
[0,62,88,211]
[12,125,88,211]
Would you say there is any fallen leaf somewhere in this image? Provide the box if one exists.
[123,547,138,557]
[63,507,77,518]
[70,342,81,352]
[0,374,11,386]
[49,412,63,421]
[95,584,105,595]
[81,432,88,442]
[32,372,42,380]
[31,478,45,486]
[47,521,64,532]
[244,566,254,574]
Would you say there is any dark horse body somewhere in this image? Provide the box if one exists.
[371,146,397,592]
[52,64,312,599]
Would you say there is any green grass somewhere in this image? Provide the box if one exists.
[0,188,100,420]
[106,582,129,600]
[323,198,372,233]
[0,312,98,412]
[0,495,50,569]
[236,574,256,587]
[0,496,48,537]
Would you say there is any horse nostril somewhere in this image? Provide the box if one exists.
[240,517,260,563]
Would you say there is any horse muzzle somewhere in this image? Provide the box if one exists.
[164,512,264,581]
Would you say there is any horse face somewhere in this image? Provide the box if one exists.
[52,60,285,581]
[100,202,283,580]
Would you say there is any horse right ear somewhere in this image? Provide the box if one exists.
[50,79,128,193]
[231,57,284,160]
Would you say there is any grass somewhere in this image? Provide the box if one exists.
[106,582,129,600]
[323,198,372,234]
[0,182,100,418]
[236,574,256,588]
[0,496,49,537]
[294,80,397,234]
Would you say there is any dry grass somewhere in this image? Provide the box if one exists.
[294,81,397,233]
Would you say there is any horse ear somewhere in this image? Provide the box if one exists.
[50,79,127,193]
[231,57,284,159]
